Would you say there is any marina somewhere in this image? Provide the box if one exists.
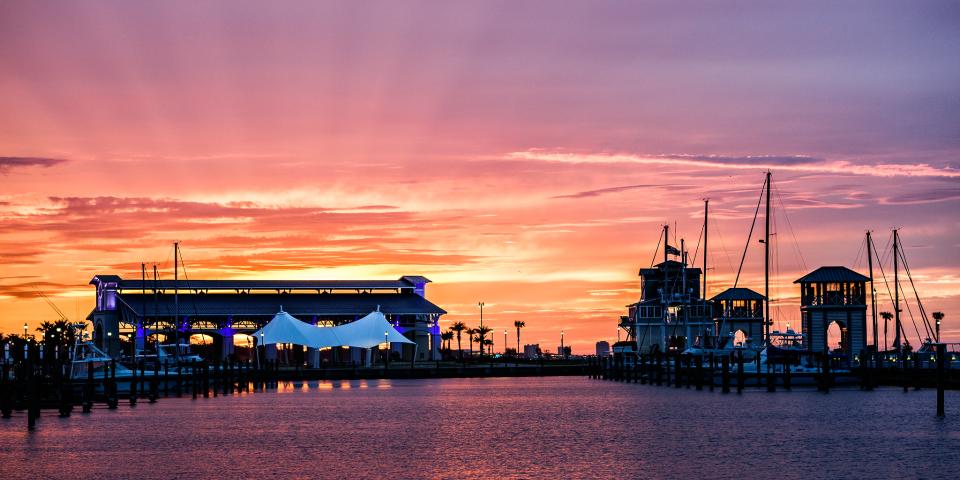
[2,2,959,478]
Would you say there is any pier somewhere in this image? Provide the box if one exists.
[590,348,958,416]
[0,351,590,431]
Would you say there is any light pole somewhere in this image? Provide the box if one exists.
[504,330,508,356]
[478,301,484,328]
[561,330,565,359]
[384,331,389,367]
[23,322,28,339]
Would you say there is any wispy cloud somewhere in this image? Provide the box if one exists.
[0,156,68,174]
[882,188,960,205]
[552,183,695,199]
[507,151,960,178]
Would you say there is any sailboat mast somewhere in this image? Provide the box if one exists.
[764,171,771,344]
[866,231,877,350]
[681,238,688,347]
[893,229,900,351]
[140,263,146,363]
[663,224,669,349]
[703,199,708,300]
[703,199,710,341]
[174,241,180,364]
[153,264,159,356]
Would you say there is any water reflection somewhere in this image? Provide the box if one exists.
[1,378,958,479]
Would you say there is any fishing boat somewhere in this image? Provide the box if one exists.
[69,332,154,394]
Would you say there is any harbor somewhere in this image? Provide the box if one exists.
[2,2,959,478]
[2,171,957,432]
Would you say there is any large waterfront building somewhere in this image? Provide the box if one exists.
[87,274,446,362]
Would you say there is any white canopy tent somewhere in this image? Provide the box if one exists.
[333,310,415,348]
[252,308,414,349]
[251,309,328,347]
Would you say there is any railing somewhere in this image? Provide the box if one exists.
[801,293,866,306]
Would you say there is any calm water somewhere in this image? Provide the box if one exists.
[1,377,958,479]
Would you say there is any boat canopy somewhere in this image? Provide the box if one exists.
[251,309,414,349]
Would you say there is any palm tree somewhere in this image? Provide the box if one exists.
[450,322,467,360]
[482,338,493,355]
[466,328,477,357]
[474,325,492,356]
[514,320,526,355]
[880,311,893,351]
[37,319,75,358]
[441,330,454,352]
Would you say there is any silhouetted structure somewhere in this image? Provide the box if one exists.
[711,287,764,347]
[795,266,869,357]
[88,275,445,362]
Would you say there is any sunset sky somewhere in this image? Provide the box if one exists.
[1,1,958,353]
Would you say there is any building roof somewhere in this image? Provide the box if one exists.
[91,275,430,292]
[793,266,870,284]
[711,287,765,301]
[639,260,703,276]
[113,292,447,317]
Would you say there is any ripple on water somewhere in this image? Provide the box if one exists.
[1,377,959,479]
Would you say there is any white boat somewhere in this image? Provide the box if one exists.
[156,343,204,367]
[70,340,155,394]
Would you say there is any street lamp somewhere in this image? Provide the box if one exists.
[504,330,508,356]
[23,322,28,339]
[384,331,390,366]
[478,301,484,328]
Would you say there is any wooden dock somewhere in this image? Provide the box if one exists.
[589,348,957,416]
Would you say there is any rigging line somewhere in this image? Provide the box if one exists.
[734,176,767,288]
[852,235,866,272]
[34,287,69,321]
[897,281,924,346]
[870,235,897,320]
[649,227,663,268]
[689,220,704,268]
[710,215,737,279]
[177,246,203,323]
[870,234,896,324]
[897,245,934,340]
[159,246,172,275]
[772,181,808,271]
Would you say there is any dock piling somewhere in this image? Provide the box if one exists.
[937,343,946,417]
